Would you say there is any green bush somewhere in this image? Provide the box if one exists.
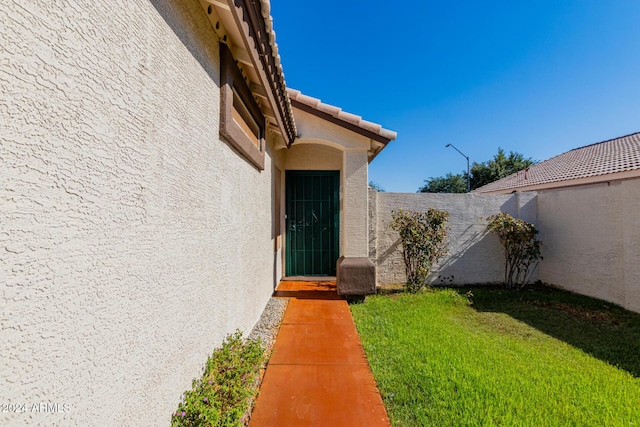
[390,208,450,293]
[486,212,542,289]
[171,331,265,427]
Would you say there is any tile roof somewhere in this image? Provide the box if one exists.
[473,132,640,193]
[258,0,297,140]
[287,88,398,142]
[226,1,396,148]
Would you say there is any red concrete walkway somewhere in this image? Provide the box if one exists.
[249,280,390,427]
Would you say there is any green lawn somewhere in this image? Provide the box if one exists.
[350,286,640,427]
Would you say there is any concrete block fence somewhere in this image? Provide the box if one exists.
[369,181,640,314]
[369,190,538,286]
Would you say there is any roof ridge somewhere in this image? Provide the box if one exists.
[568,131,640,152]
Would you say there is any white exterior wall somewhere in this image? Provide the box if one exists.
[1,1,279,425]
[539,180,640,313]
[372,191,539,286]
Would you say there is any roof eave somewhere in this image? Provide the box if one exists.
[288,90,397,162]
[201,0,296,147]
[474,168,640,194]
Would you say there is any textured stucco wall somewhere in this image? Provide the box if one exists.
[372,191,539,286]
[291,109,371,151]
[283,143,342,171]
[1,1,279,425]
[343,151,369,257]
[539,180,640,313]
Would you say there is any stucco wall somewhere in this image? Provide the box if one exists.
[372,191,538,286]
[283,143,342,171]
[539,180,640,313]
[343,151,369,257]
[1,1,279,425]
[291,109,372,151]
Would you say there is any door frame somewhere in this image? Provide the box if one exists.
[285,170,340,277]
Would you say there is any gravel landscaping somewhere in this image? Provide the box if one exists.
[248,296,289,352]
[243,297,289,426]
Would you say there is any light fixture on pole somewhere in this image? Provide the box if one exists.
[446,143,470,192]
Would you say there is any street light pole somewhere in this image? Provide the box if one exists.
[446,144,470,192]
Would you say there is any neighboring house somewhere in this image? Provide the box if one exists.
[473,132,640,194]
[1,0,395,425]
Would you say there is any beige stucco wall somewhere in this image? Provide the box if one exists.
[539,180,640,313]
[343,151,369,257]
[372,191,539,285]
[1,1,280,425]
[283,143,342,171]
[291,109,372,151]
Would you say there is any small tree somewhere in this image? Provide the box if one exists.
[390,209,450,293]
[418,173,467,193]
[486,213,542,289]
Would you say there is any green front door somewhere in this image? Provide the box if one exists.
[286,171,339,276]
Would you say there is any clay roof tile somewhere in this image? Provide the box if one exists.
[286,88,397,143]
[473,132,640,193]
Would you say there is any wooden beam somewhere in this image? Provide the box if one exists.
[268,123,282,136]
[231,46,253,67]
[250,83,269,100]
[204,0,230,12]
[228,0,296,146]
[199,0,232,46]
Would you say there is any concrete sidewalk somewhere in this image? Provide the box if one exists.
[249,281,390,427]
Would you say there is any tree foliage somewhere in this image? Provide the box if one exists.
[486,213,542,289]
[418,148,535,192]
[419,173,467,193]
[469,148,535,190]
[390,209,450,293]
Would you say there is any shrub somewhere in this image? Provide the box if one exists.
[390,208,450,293]
[171,331,265,427]
[486,212,542,289]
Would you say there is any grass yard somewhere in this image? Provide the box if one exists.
[350,286,640,427]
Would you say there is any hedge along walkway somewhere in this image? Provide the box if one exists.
[249,280,390,427]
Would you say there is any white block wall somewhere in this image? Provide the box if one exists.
[371,191,539,286]
[372,184,640,314]
[1,1,278,425]
[539,180,640,313]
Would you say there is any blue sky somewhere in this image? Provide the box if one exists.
[270,0,640,192]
